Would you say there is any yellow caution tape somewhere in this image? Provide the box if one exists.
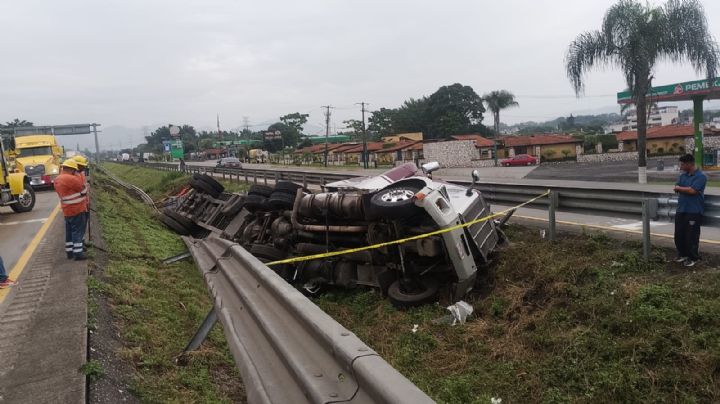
[266,189,551,266]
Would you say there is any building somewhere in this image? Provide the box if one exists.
[375,140,424,165]
[450,134,495,158]
[607,106,680,133]
[615,125,694,154]
[500,134,583,160]
[343,142,386,165]
[381,132,423,144]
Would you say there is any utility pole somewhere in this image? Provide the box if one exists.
[356,102,369,168]
[322,105,333,167]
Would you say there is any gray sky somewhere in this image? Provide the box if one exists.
[1,0,719,150]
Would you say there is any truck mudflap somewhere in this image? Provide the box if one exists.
[7,172,27,195]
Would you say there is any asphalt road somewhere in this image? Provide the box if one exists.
[0,189,58,272]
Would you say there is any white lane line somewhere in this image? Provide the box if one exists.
[611,221,672,231]
[0,218,48,226]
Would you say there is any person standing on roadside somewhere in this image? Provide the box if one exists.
[673,154,707,267]
[54,160,88,260]
[73,155,90,223]
[0,255,17,289]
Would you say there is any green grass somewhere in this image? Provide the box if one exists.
[102,162,248,198]
[315,228,720,403]
[91,170,244,403]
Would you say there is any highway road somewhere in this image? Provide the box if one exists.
[0,190,59,275]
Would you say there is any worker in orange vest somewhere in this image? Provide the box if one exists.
[73,155,90,222]
[54,160,88,260]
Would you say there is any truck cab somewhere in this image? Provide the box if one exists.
[13,134,62,187]
[0,135,36,212]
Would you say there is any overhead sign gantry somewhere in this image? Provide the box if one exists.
[617,78,720,167]
[11,123,102,164]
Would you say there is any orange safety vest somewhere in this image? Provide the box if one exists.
[79,171,89,210]
[54,172,88,217]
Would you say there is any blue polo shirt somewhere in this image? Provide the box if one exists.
[676,170,707,214]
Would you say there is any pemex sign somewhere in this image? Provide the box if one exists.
[617,77,720,104]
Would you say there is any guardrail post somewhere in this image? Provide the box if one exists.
[263,172,268,185]
[178,308,218,361]
[302,174,307,189]
[548,190,558,241]
[244,172,249,184]
[253,172,258,184]
[642,199,651,259]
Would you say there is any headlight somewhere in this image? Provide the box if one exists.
[51,167,59,174]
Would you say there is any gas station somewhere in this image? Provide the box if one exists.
[617,77,720,169]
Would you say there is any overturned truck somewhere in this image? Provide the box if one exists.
[160,163,510,307]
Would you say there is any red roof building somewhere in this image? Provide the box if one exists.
[450,134,495,148]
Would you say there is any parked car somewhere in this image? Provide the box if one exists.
[216,157,242,168]
[501,154,537,166]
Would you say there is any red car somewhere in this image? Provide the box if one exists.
[501,154,538,167]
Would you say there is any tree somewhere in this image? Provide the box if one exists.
[566,0,719,183]
[425,83,485,139]
[483,90,518,165]
[343,119,365,141]
[368,108,396,137]
[145,124,197,153]
[4,119,33,128]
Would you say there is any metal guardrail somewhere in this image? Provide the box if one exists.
[125,161,719,226]
[97,165,158,212]
[183,236,435,404]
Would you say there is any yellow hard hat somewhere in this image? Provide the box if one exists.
[72,155,89,166]
[62,159,79,171]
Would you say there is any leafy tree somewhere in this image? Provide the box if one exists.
[145,124,197,153]
[343,119,365,141]
[566,0,719,183]
[4,119,33,128]
[368,108,396,137]
[425,83,485,138]
[280,113,309,134]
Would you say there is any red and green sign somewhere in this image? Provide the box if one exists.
[617,77,720,104]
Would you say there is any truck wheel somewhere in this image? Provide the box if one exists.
[273,181,303,195]
[268,192,295,211]
[194,173,224,193]
[163,208,196,230]
[190,179,221,198]
[387,279,439,308]
[248,184,274,198]
[10,183,36,213]
[369,184,421,218]
[244,195,269,212]
[159,213,191,235]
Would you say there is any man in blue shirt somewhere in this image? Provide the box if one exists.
[673,154,707,267]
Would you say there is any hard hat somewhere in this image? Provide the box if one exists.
[62,159,79,171]
[72,155,89,166]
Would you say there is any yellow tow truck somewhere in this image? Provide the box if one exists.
[13,134,62,188]
[0,135,36,212]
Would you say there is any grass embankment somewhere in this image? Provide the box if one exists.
[91,167,244,402]
[317,230,720,403]
[101,162,720,403]
[103,162,247,199]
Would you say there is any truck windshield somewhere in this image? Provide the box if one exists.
[17,146,53,156]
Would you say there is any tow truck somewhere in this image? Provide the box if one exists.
[0,135,36,213]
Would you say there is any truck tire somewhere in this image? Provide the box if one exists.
[387,279,439,308]
[159,213,191,235]
[10,183,36,213]
[243,195,269,212]
[190,179,221,198]
[268,192,295,211]
[248,184,274,198]
[249,244,287,261]
[163,208,196,230]
[194,173,224,193]
[273,181,303,195]
[369,184,422,218]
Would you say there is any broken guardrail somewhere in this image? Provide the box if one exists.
[182,235,435,404]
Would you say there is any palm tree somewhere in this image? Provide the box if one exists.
[483,90,519,166]
[566,0,719,183]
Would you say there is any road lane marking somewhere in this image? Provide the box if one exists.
[0,203,61,304]
[513,214,720,245]
[0,218,48,226]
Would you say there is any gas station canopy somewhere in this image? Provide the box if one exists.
[617,77,720,104]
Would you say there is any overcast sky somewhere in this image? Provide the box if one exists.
[1,0,719,151]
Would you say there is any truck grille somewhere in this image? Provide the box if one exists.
[24,165,45,176]
[462,194,498,261]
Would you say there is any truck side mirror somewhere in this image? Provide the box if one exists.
[421,161,440,178]
[467,170,480,196]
